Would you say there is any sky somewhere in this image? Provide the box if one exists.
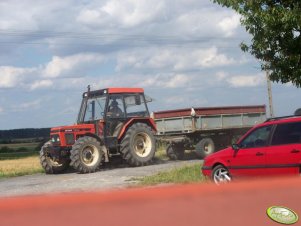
[0,0,300,130]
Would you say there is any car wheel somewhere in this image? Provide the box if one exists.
[211,165,231,185]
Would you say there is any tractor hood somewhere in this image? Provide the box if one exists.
[51,124,95,133]
[50,124,96,147]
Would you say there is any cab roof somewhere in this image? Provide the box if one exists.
[83,87,144,98]
[107,88,144,94]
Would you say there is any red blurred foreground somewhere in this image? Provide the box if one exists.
[0,177,300,226]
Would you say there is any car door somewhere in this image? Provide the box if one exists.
[229,125,273,177]
[266,121,301,175]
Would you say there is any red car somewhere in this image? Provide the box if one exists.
[202,112,301,184]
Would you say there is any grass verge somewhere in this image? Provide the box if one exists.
[154,145,169,161]
[0,156,43,178]
[137,164,207,186]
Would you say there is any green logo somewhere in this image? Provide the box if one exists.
[267,206,298,225]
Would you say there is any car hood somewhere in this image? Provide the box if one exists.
[203,147,234,166]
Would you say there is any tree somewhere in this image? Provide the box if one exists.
[212,0,301,87]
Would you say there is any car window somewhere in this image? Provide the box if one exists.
[271,122,301,145]
[240,125,272,148]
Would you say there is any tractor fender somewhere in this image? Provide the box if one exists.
[117,118,157,140]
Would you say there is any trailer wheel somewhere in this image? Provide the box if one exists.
[166,143,185,160]
[195,138,215,159]
[70,136,104,173]
[120,123,156,166]
[40,141,69,174]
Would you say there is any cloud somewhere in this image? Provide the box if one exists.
[218,14,241,37]
[0,66,34,88]
[43,53,104,78]
[174,47,236,69]
[30,80,53,90]
[116,47,237,72]
[166,74,190,88]
[77,0,166,28]
[0,52,105,90]
[11,99,41,112]
[227,74,265,87]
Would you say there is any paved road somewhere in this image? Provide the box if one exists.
[0,159,202,197]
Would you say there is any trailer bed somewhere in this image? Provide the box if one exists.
[153,105,266,135]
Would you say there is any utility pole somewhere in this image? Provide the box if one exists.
[266,70,274,117]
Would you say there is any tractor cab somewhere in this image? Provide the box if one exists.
[41,87,156,174]
[77,87,152,151]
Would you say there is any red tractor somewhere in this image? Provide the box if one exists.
[40,87,157,174]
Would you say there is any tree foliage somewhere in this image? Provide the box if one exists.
[212,0,301,87]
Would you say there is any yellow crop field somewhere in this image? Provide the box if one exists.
[0,156,43,178]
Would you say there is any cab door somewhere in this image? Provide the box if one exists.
[105,95,126,137]
[229,125,273,177]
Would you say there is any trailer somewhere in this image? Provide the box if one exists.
[153,105,266,160]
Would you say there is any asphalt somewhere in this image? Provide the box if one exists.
[0,159,202,197]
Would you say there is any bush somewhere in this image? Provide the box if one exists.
[0,146,12,153]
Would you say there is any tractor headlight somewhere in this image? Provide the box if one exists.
[51,135,61,145]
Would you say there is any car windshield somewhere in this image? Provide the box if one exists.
[83,96,107,121]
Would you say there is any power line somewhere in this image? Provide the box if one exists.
[0,29,247,41]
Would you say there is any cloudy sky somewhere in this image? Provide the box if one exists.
[0,0,299,129]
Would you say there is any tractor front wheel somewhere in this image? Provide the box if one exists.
[120,123,156,166]
[40,141,69,174]
[70,136,104,173]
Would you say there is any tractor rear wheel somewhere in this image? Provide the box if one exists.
[120,123,156,166]
[70,136,104,173]
[40,141,69,174]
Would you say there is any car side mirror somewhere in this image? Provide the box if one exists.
[232,143,240,151]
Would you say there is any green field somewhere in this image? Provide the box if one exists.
[0,142,40,160]
[0,142,39,150]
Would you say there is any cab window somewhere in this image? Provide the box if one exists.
[83,96,106,121]
[107,95,125,118]
[124,94,148,117]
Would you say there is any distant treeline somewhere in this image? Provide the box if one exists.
[0,128,50,143]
